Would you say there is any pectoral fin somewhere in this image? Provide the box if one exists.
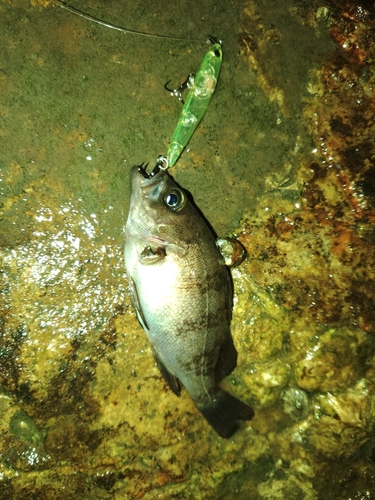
[129,277,149,330]
[140,246,166,265]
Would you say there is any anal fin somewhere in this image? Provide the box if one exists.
[152,351,181,396]
[214,333,238,383]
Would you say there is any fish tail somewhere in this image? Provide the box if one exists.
[197,389,254,439]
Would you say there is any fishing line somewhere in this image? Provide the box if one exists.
[54,0,207,43]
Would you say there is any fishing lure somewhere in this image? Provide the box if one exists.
[166,41,223,168]
[54,1,222,173]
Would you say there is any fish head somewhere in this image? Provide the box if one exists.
[125,164,201,252]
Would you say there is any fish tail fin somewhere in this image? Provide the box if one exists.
[198,389,254,439]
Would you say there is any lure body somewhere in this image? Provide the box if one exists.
[167,43,222,167]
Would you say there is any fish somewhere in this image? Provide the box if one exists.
[124,164,254,438]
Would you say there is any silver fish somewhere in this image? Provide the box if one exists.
[124,164,254,438]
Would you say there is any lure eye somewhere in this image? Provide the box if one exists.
[163,189,186,212]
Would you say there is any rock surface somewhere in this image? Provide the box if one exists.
[1,0,374,498]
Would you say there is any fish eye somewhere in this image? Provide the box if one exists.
[163,189,186,212]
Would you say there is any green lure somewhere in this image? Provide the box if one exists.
[167,43,222,167]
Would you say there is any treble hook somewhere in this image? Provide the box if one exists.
[137,162,150,179]
[164,74,195,104]
[138,156,169,179]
